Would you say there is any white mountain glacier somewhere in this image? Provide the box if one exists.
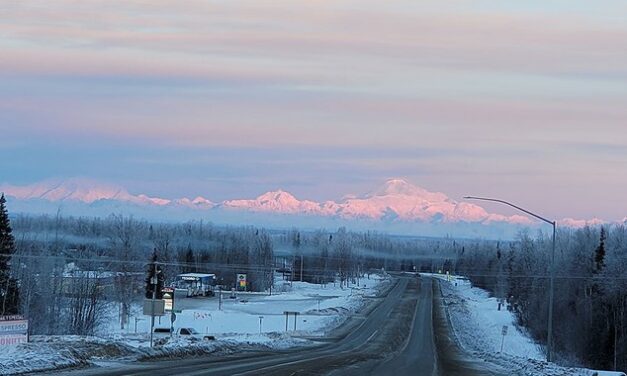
[333,179,530,224]
[223,190,328,215]
[0,178,605,234]
[0,178,213,209]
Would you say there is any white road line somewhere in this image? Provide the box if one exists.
[366,329,379,343]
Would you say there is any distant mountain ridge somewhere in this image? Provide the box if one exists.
[0,178,609,232]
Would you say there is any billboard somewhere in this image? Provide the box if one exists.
[0,315,28,347]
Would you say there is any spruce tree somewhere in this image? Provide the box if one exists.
[594,227,606,271]
[0,194,19,315]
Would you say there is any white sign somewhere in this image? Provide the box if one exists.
[143,299,166,316]
[0,320,28,334]
[0,334,27,346]
[0,317,28,347]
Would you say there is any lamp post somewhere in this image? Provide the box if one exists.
[464,196,556,362]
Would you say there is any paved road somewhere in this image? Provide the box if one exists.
[370,277,437,376]
[51,276,504,376]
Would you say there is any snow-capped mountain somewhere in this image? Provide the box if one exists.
[0,178,137,204]
[0,178,607,236]
[334,179,531,224]
[217,179,529,225]
[223,190,332,215]
[0,178,212,209]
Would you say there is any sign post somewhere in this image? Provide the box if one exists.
[283,311,299,332]
[500,325,508,352]
[162,287,175,337]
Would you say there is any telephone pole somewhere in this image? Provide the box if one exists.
[150,260,157,348]
[465,196,557,362]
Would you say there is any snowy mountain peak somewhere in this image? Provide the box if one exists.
[370,178,419,197]
[0,178,604,230]
[258,190,297,203]
[367,178,449,202]
[223,189,324,215]
[0,178,133,204]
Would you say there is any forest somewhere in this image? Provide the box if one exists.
[4,211,456,335]
[0,196,625,371]
[456,226,627,371]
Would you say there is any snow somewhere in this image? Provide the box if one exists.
[223,190,326,215]
[558,218,606,228]
[0,177,550,226]
[114,274,387,338]
[0,274,390,375]
[433,273,626,376]
[436,274,543,359]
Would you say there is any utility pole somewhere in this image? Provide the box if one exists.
[614,308,618,371]
[300,255,304,282]
[170,290,175,339]
[547,222,556,362]
[465,196,557,362]
[150,261,157,348]
[290,256,294,287]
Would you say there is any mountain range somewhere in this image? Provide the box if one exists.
[0,178,612,238]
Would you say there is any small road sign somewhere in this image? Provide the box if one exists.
[500,325,509,352]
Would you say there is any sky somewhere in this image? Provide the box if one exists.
[1,0,626,221]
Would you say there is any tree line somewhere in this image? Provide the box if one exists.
[3,207,455,337]
[454,226,627,371]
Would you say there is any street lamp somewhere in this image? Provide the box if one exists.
[464,196,556,362]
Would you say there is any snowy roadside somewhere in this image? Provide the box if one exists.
[433,274,625,376]
[0,334,305,375]
[0,273,390,375]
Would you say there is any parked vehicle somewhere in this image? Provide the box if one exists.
[153,327,215,341]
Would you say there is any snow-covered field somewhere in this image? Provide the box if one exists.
[435,274,626,376]
[110,274,386,338]
[0,273,389,375]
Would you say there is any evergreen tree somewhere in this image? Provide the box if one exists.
[0,194,19,315]
[145,250,164,300]
[594,227,606,271]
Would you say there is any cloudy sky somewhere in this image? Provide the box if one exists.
[1,0,626,220]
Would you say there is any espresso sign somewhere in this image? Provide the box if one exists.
[0,315,28,346]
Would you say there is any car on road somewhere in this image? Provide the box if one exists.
[153,327,216,341]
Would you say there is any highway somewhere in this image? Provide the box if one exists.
[51,276,505,376]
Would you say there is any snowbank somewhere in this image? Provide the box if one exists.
[434,274,625,376]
